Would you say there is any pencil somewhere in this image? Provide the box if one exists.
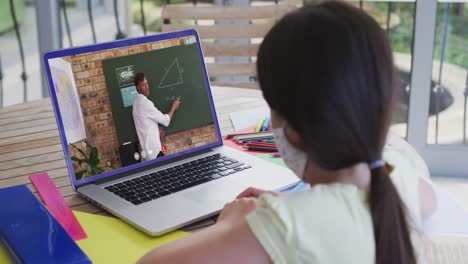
[261,117,271,132]
[226,131,272,139]
[243,146,278,152]
[238,137,274,144]
[233,133,274,141]
[245,142,277,148]
[255,119,265,132]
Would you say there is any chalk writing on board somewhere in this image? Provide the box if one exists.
[165,95,182,102]
[158,58,183,88]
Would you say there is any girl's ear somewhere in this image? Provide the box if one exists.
[271,110,304,147]
[270,110,283,129]
[284,125,303,147]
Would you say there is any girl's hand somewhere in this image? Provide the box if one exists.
[217,198,258,225]
[236,187,279,199]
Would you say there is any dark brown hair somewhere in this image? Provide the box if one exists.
[134,72,146,89]
[257,2,415,263]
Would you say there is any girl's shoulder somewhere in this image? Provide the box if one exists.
[261,183,371,222]
[247,186,376,263]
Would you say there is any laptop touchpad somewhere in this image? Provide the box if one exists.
[183,181,242,205]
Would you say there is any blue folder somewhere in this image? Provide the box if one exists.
[0,185,91,264]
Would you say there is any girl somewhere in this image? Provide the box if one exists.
[139,1,436,263]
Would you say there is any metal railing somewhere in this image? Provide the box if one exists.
[140,0,147,36]
[9,0,28,103]
[88,0,97,43]
[0,1,414,108]
[1,0,466,146]
[358,1,466,145]
[464,73,468,143]
[434,3,452,144]
[386,2,393,35]
[61,0,73,46]
[2,0,127,108]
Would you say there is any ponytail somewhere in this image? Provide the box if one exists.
[369,164,416,264]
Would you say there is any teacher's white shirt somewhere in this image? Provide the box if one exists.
[132,94,170,160]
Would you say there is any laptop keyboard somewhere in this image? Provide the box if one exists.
[105,153,251,205]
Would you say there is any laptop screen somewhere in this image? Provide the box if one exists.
[44,30,222,187]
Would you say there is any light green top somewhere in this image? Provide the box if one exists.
[247,139,424,264]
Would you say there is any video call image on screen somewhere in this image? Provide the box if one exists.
[48,36,219,181]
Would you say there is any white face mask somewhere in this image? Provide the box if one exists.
[272,127,308,179]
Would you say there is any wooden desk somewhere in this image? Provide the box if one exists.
[0,86,268,216]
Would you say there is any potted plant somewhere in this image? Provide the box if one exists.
[70,141,105,180]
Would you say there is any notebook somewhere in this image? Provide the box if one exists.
[0,185,90,263]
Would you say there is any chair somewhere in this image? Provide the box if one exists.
[161,3,296,89]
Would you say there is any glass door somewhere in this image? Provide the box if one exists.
[344,0,418,139]
[407,0,468,177]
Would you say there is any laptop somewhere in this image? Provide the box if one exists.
[43,29,298,236]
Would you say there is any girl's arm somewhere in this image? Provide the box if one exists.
[138,198,270,264]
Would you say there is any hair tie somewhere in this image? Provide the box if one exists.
[369,160,385,170]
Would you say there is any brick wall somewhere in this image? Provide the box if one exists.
[63,36,217,179]
[163,124,218,155]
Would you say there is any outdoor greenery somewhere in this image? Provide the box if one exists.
[0,0,24,35]
[130,1,466,68]
[374,2,467,69]
[2,1,465,68]
[132,0,188,32]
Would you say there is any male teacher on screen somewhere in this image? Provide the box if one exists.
[132,72,180,161]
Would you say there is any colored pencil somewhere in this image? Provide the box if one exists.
[238,137,274,144]
[255,119,265,132]
[245,141,276,145]
[261,117,271,132]
[245,142,276,146]
[241,138,275,144]
[234,135,274,141]
[233,133,274,140]
[243,146,278,152]
[225,131,272,139]
[246,143,277,148]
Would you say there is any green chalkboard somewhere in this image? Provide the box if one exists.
[102,43,214,145]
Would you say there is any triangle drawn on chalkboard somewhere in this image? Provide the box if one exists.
[158,58,183,88]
